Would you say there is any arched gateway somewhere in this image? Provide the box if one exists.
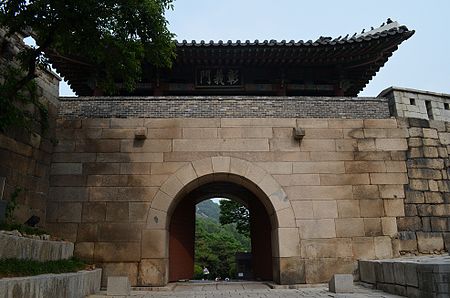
[141,157,301,285]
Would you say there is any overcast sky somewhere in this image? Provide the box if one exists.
[59,0,450,97]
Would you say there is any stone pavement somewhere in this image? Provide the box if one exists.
[88,282,403,298]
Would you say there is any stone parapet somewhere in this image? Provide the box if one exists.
[0,269,101,298]
[58,96,390,119]
[0,232,73,261]
[359,255,450,297]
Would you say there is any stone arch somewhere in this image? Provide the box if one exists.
[146,156,297,229]
[140,157,301,285]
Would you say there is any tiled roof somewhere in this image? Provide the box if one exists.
[48,19,414,96]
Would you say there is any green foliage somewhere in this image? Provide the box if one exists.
[5,187,21,223]
[196,199,220,222]
[0,65,48,133]
[0,222,47,236]
[219,200,250,236]
[0,0,175,130]
[0,258,86,277]
[194,217,250,280]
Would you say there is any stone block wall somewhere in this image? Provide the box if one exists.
[0,28,60,225]
[396,118,450,255]
[47,116,410,285]
[380,87,450,121]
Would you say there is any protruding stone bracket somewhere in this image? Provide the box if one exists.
[134,127,147,140]
[293,127,305,143]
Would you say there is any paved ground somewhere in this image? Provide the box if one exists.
[89,282,403,297]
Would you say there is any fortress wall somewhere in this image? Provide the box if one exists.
[48,112,410,285]
[396,118,450,255]
[0,29,60,225]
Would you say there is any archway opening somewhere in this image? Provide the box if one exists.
[194,198,251,281]
[168,179,274,282]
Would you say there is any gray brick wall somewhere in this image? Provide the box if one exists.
[59,96,391,119]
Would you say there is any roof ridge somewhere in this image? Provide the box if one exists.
[175,19,412,47]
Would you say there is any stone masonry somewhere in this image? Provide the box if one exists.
[381,87,450,121]
[0,28,60,225]
[47,115,410,286]
[59,96,390,119]
[395,118,450,256]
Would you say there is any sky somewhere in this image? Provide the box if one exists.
[59,0,450,97]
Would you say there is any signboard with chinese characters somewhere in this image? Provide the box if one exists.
[196,68,242,88]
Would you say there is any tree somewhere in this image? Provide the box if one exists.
[219,200,250,236]
[0,0,175,131]
[194,217,250,279]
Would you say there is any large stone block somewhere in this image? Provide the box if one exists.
[379,185,405,199]
[77,224,98,242]
[417,232,444,253]
[147,128,182,139]
[50,175,86,187]
[364,218,382,236]
[384,199,405,217]
[100,262,138,287]
[319,174,369,185]
[50,163,82,175]
[359,260,376,283]
[374,236,393,258]
[375,139,408,151]
[301,238,352,258]
[352,237,376,260]
[86,175,127,187]
[107,276,131,296]
[360,199,384,217]
[82,119,110,128]
[352,185,379,199]
[138,258,168,286]
[299,139,336,152]
[255,162,292,175]
[83,163,120,175]
[94,242,141,262]
[293,161,345,174]
[173,138,269,152]
[106,202,129,222]
[76,139,120,153]
[309,151,354,161]
[370,173,408,185]
[291,201,314,219]
[220,127,273,138]
[344,161,386,173]
[74,242,94,262]
[121,139,172,153]
[129,202,151,222]
[98,223,142,242]
[312,201,338,219]
[381,217,398,236]
[297,219,336,239]
[182,128,218,139]
[287,185,352,200]
[141,229,168,259]
[305,258,355,283]
[335,218,364,237]
[273,174,320,187]
[328,274,353,293]
[101,128,135,139]
[82,202,106,222]
[337,200,360,218]
[120,163,150,174]
[278,257,305,284]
